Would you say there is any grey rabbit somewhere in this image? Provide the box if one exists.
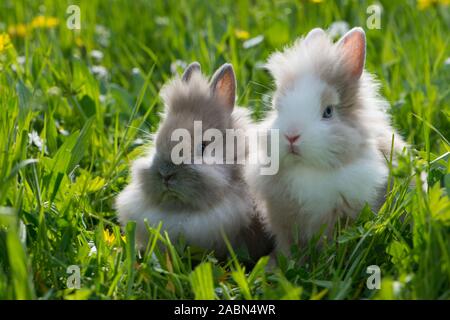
[116,62,274,260]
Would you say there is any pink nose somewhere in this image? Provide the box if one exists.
[285,134,300,145]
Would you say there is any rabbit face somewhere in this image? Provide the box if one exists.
[272,73,365,169]
[267,28,370,169]
[142,153,232,212]
[139,62,242,212]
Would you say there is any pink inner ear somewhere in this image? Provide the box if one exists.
[216,74,235,109]
[340,30,366,79]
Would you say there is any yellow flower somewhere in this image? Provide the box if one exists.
[31,16,60,29]
[310,0,324,3]
[7,16,60,38]
[103,229,116,245]
[235,29,250,40]
[8,23,29,37]
[0,33,12,52]
[418,0,449,9]
[418,0,433,9]
[75,36,84,47]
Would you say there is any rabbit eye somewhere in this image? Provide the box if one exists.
[322,105,333,119]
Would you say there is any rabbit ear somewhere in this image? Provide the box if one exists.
[304,28,326,44]
[337,27,366,80]
[182,62,201,82]
[210,63,236,111]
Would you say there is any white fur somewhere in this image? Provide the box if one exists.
[247,28,403,253]
[248,141,387,252]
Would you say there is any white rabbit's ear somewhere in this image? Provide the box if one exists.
[304,28,326,45]
[182,62,201,82]
[337,27,366,80]
[210,63,236,112]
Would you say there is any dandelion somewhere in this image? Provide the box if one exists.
[38,4,47,14]
[131,67,140,75]
[392,281,403,296]
[243,35,264,49]
[59,128,70,136]
[19,220,27,246]
[90,49,104,62]
[28,131,44,151]
[155,16,170,26]
[418,0,449,10]
[420,171,428,193]
[47,86,62,97]
[53,120,69,136]
[89,65,109,80]
[17,56,26,66]
[103,229,116,246]
[88,241,97,256]
[8,24,28,37]
[8,15,59,39]
[418,0,432,9]
[170,59,187,74]
[327,21,350,39]
[235,29,250,40]
[75,36,84,47]
[30,15,59,29]
[0,33,12,52]
[95,25,111,47]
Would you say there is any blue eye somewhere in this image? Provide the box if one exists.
[322,105,333,119]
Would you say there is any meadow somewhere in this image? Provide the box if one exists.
[0,0,449,300]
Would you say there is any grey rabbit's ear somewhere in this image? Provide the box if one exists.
[182,62,201,82]
[210,63,236,112]
[337,27,366,80]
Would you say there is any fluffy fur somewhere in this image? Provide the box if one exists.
[116,62,273,259]
[247,27,406,253]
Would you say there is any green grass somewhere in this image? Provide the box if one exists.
[0,0,449,300]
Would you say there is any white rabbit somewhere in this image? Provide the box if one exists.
[116,62,273,260]
[247,27,406,253]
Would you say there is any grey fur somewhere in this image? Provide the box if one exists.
[181,61,201,82]
[116,62,274,261]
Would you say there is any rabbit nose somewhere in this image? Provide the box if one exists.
[284,134,300,145]
[160,172,175,185]
[159,166,176,184]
